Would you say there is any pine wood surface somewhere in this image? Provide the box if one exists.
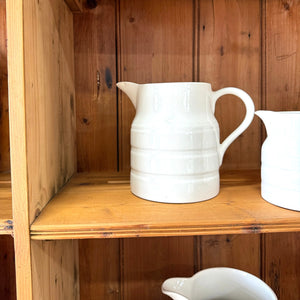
[74,1,118,172]
[118,0,194,172]
[122,237,194,300]
[31,240,79,300]
[264,0,300,111]
[263,232,300,299]
[199,234,261,276]
[0,0,10,172]
[64,0,83,12]
[6,0,33,298]
[30,170,300,240]
[0,172,12,234]
[24,0,76,224]
[0,235,16,300]
[22,1,79,299]
[7,0,79,299]
[262,1,300,297]
[79,239,120,299]
[198,0,261,170]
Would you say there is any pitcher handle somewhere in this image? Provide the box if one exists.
[212,88,255,165]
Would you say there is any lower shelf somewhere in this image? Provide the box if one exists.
[30,170,300,240]
[0,172,12,235]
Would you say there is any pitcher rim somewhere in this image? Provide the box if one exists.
[124,81,212,87]
[256,110,300,115]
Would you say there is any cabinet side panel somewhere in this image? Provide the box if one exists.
[263,233,300,299]
[23,0,76,223]
[122,237,195,300]
[118,0,194,172]
[74,0,118,172]
[6,0,32,298]
[0,0,10,172]
[79,239,120,300]
[31,240,79,300]
[0,236,16,300]
[199,0,261,170]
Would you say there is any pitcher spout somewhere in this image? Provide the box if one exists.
[117,81,139,108]
[162,278,190,300]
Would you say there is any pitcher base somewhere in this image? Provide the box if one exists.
[130,170,219,203]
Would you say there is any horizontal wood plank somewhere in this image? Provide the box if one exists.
[0,172,12,234]
[30,170,300,239]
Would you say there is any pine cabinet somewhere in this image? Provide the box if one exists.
[3,0,300,299]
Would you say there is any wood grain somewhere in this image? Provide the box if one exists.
[118,0,194,172]
[118,3,195,299]
[30,170,300,239]
[0,172,12,234]
[122,237,194,300]
[199,234,261,276]
[0,235,16,300]
[0,0,10,172]
[23,0,76,223]
[79,239,120,300]
[263,233,300,300]
[74,0,118,172]
[264,0,300,111]
[262,2,300,299]
[7,0,79,299]
[31,240,79,300]
[64,0,83,12]
[6,0,32,298]
[198,0,261,170]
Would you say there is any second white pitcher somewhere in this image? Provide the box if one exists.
[117,82,254,203]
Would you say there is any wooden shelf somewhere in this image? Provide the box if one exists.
[0,173,12,235]
[30,170,300,240]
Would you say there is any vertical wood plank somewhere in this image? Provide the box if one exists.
[0,236,16,300]
[75,3,121,297]
[263,233,300,300]
[197,1,262,287]
[199,235,261,276]
[31,240,79,300]
[118,0,194,172]
[0,0,10,172]
[6,0,33,298]
[119,2,195,299]
[79,239,120,300]
[265,0,300,111]
[74,0,118,172]
[263,1,300,299]
[122,237,195,300]
[23,0,76,223]
[199,0,261,170]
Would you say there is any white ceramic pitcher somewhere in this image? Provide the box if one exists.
[162,267,277,300]
[256,110,300,211]
[117,82,254,203]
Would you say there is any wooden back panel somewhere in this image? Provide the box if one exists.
[74,0,118,172]
[0,0,10,172]
[77,1,300,300]
[262,0,300,295]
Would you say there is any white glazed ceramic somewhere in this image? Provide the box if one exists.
[161,267,277,300]
[256,110,300,211]
[117,82,254,203]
